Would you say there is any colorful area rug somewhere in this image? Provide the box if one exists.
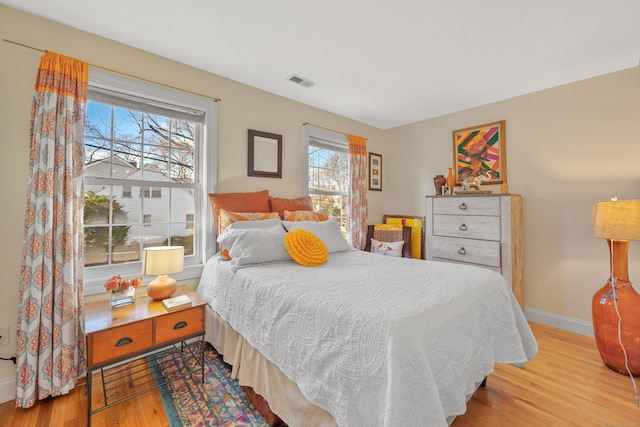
[148,342,270,427]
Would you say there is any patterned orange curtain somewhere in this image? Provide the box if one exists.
[348,134,368,249]
[16,52,88,408]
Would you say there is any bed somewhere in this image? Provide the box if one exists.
[195,190,538,426]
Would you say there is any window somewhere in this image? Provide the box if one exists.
[83,70,217,295]
[186,214,194,230]
[141,187,162,198]
[304,126,349,236]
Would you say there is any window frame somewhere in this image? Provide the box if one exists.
[83,69,217,295]
[303,126,350,238]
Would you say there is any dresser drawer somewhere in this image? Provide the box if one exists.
[433,196,500,216]
[89,319,153,366]
[432,236,501,267]
[155,307,204,345]
[433,257,501,274]
[433,214,501,240]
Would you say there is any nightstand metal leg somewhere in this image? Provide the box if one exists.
[200,336,205,383]
[87,369,92,427]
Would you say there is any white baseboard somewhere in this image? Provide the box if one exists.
[524,307,594,338]
[0,376,15,404]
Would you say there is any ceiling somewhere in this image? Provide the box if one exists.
[3,0,640,129]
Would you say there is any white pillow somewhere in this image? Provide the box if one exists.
[217,225,290,271]
[282,219,351,253]
[370,238,404,257]
[222,218,283,232]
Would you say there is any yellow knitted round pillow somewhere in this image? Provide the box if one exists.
[284,228,328,267]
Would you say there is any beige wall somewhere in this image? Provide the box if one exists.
[0,6,384,394]
[384,66,640,328]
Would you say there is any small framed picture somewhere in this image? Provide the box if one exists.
[368,152,382,191]
[442,185,451,195]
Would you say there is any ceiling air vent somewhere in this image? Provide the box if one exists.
[288,74,315,88]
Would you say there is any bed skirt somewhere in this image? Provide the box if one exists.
[204,305,338,427]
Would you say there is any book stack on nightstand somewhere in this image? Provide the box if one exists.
[162,294,193,312]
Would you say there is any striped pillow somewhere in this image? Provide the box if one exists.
[217,208,280,236]
[283,210,328,222]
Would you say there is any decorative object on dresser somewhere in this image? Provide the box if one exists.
[591,198,640,376]
[248,129,282,178]
[433,174,446,195]
[447,167,455,188]
[452,120,506,186]
[143,246,184,300]
[368,152,382,191]
[425,194,524,309]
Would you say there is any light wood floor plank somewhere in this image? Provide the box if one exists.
[1,322,639,426]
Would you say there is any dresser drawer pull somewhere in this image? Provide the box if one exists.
[458,203,467,210]
[173,321,188,330]
[457,247,466,255]
[459,224,467,231]
[115,337,133,347]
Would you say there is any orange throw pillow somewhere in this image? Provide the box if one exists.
[269,196,313,219]
[208,190,270,235]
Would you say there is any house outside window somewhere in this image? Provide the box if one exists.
[304,126,349,235]
[141,187,162,198]
[83,70,217,295]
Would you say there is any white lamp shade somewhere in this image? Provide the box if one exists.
[142,246,184,276]
[592,200,640,241]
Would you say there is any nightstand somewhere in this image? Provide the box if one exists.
[84,285,207,426]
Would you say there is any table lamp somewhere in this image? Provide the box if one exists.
[592,198,640,375]
[142,246,184,300]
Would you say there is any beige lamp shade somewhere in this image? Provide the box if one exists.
[592,199,640,241]
[142,246,184,276]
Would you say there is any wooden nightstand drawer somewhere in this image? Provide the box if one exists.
[89,319,153,366]
[433,196,500,216]
[155,307,204,345]
[433,214,501,240]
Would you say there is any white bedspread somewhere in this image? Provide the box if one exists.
[197,249,537,427]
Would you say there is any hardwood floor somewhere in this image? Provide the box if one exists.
[1,322,639,426]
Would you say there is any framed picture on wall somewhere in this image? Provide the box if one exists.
[369,152,382,191]
[248,129,282,178]
[452,120,506,185]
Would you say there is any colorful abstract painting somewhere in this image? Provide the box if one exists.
[452,120,506,185]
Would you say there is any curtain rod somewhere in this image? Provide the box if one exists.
[303,122,367,140]
[3,38,221,103]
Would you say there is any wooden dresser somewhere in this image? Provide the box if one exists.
[425,194,523,309]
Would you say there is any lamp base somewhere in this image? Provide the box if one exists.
[592,281,640,376]
[147,275,177,300]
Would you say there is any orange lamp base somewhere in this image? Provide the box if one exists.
[147,275,177,300]
[592,239,640,376]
